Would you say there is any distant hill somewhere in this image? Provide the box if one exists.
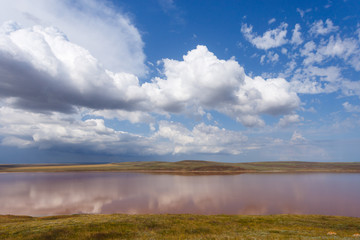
[1,160,360,173]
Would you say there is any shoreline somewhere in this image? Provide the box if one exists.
[1,160,360,174]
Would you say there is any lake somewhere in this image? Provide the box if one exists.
[0,172,360,217]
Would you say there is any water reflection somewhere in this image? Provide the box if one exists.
[0,172,359,217]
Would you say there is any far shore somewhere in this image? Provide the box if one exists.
[1,160,360,174]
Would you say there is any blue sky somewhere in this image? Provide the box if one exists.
[0,0,360,163]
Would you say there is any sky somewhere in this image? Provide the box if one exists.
[0,0,360,163]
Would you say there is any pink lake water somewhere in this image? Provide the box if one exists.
[0,172,360,217]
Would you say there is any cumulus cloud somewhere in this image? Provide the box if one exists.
[307,66,342,83]
[343,102,360,112]
[241,23,288,50]
[0,106,250,156]
[90,110,154,124]
[148,46,300,127]
[260,51,279,64]
[145,45,246,112]
[156,121,247,154]
[237,76,300,115]
[290,66,342,94]
[0,22,301,128]
[0,22,146,113]
[1,2,359,160]
[249,18,360,101]
[341,80,360,97]
[300,35,360,70]
[0,19,304,156]
[309,19,339,36]
[288,25,360,97]
[0,42,302,155]
[291,24,303,45]
[278,114,303,127]
[0,0,146,76]
[0,106,158,154]
[319,36,358,60]
[290,131,306,144]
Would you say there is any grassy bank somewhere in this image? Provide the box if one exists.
[1,214,360,239]
[1,160,360,173]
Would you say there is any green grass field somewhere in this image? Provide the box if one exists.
[1,214,360,239]
[1,160,360,173]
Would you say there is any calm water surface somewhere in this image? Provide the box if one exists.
[0,172,360,217]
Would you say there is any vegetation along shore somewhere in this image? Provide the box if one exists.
[1,214,360,239]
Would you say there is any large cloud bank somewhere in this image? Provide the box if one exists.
[0,5,303,157]
[0,107,249,156]
[0,22,300,127]
[0,0,146,76]
[0,22,144,113]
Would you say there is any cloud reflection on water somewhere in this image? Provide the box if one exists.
[0,172,359,217]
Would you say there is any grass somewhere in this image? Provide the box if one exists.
[1,214,360,239]
[1,160,360,173]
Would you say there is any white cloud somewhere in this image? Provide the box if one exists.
[0,106,250,156]
[319,35,358,60]
[300,35,360,70]
[296,8,305,18]
[145,45,245,112]
[278,114,303,127]
[291,24,303,45]
[0,41,302,155]
[0,106,161,155]
[268,18,276,24]
[307,66,342,83]
[0,0,146,76]
[290,79,328,94]
[296,8,311,18]
[341,80,360,97]
[0,35,304,156]
[0,22,146,113]
[300,41,320,65]
[0,25,301,128]
[260,55,266,64]
[291,30,360,97]
[90,110,154,124]
[309,19,339,36]
[290,131,306,144]
[241,23,288,50]
[268,51,279,63]
[343,102,360,112]
[149,46,300,127]
[260,51,279,64]
[156,121,247,154]
[290,66,342,94]
[230,76,300,126]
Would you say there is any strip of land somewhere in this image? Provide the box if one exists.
[1,214,360,239]
[1,160,360,173]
